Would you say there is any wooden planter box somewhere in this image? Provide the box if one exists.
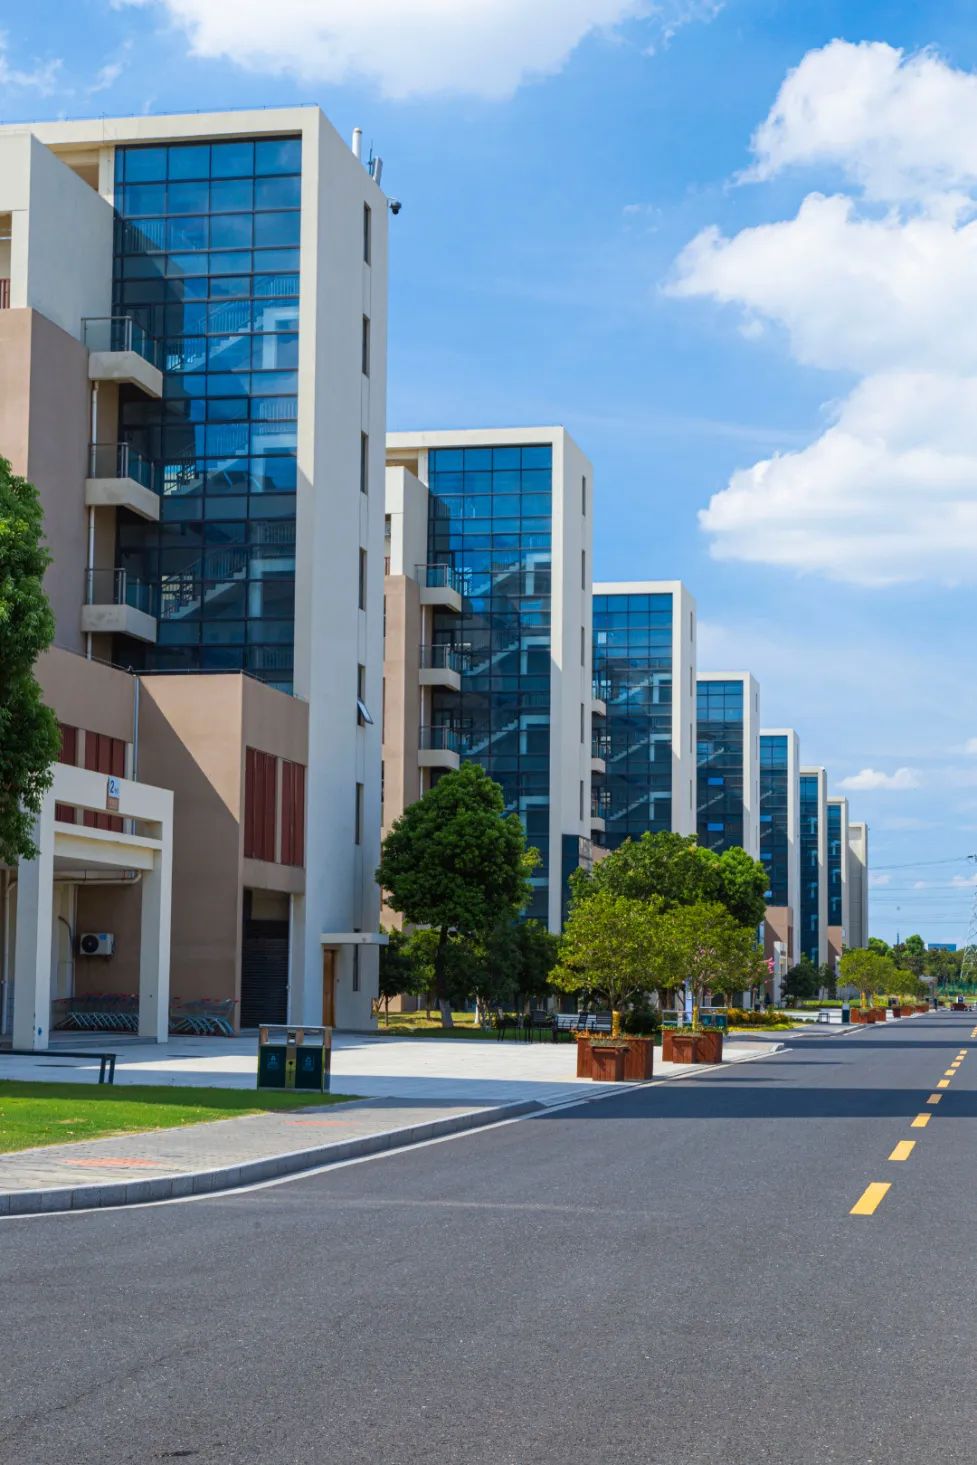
[590,1045,625,1082]
[576,1036,655,1081]
[664,1031,723,1065]
[851,1008,874,1024]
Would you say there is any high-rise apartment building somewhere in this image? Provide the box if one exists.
[799,767,829,967]
[383,428,593,929]
[696,673,760,858]
[590,581,697,849]
[826,795,851,971]
[847,821,870,950]
[0,107,388,1043]
[759,729,801,967]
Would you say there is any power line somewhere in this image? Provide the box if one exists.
[872,854,977,871]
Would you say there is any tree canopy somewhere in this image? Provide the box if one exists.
[572,831,768,931]
[646,901,767,1026]
[376,763,538,1024]
[0,458,60,864]
[551,888,665,1024]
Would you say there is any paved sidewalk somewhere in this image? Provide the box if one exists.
[0,1036,782,1215]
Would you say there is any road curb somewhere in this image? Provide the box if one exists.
[0,1098,545,1218]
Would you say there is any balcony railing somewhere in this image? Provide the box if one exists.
[592,678,612,703]
[592,735,611,761]
[85,568,158,617]
[82,315,160,367]
[419,644,471,674]
[89,442,159,493]
[0,278,9,310]
[416,563,468,595]
[418,725,461,754]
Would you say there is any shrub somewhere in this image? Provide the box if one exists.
[725,1007,789,1028]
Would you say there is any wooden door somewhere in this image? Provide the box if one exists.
[322,948,337,1027]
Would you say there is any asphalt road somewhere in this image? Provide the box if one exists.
[3,1013,977,1465]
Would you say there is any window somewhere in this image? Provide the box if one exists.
[363,203,372,264]
[244,747,277,861]
[579,780,584,822]
[352,943,361,991]
[356,663,374,725]
[360,431,369,495]
[580,702,585,743]
[580,625,585,667]
[355,781,364,845]
[581,549,586,591]
[56,723,78,824]
[582,475,587,516]
[361,314,371,376]
[280,759,306,866]
[358,548,367,610]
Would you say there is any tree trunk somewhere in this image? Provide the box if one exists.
[434,925,453,1028]
[611,1009,622,1037]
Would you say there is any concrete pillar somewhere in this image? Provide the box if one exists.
[12,794,56,1051]
[138,844,172,1043]
[287,891,306,1025]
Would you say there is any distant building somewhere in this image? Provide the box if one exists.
[799,767,829,967]
[591,581,697,849]
[696,673,760,858]
[847,821,870,949]
[826,796,851,971]
[383,428,593,930]
[759,730,801,969]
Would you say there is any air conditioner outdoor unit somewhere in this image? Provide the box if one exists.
[79,932,115,958]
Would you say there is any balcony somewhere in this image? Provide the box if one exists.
[419,644,470,692]
[592,678,610,718]
[591,796,609,835]
[82,568,158,644]
[86,442,160,522]
[591,735,610,776]
[83,316,163,398]
[416,563,466,613]
[418,725,461,772]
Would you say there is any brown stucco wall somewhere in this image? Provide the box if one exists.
[74,881,143,998]
[764,905,794,964]
[0,309,31,474]
[37,645,135,743]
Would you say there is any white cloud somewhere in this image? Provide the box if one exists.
[745,39,977,204]
[89,60,125,95]
[839,767,921,791]
[870,873,892,887]
[112,0,656,99]
[0,32,61,92]
[697,371,977,585]
[669,41,977,585]
[964,738,977,754]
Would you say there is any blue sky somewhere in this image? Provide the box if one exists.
[5,0,977,943]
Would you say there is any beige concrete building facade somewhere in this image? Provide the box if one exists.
[0,106,389,1045]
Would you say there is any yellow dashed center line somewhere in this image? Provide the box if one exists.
[889,1140,916,1161]
[851,1182,891,1216]
[911,1113,931,1128]
[937,1079,951,1089]
[927,1093,943,1104]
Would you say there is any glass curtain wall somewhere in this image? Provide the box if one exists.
[111,135,301,692]
[828,803,843,926]
[427,445,553,922]
[800,773,821,964]
[759,734,789,904]
[696,680,745,854]
[592,592,674,849]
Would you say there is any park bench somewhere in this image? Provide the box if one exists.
[0,1046,117,1083]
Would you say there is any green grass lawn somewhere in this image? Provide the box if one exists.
[0,1081,358,1154]
[374,1010,499,1038]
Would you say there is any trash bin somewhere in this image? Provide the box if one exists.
[841,1006,851,1023]
[257,1025,332,1092]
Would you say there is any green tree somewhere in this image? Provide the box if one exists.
[899,934,927,977]
[867,937,892,958]
[376,927,421,1025]
[840,948,895,1010]
[570,831,767,930]
[0,459,60,864]
[376,764,537,1026]
[646,901,765,1029]
[782,955,820,1006]
[551,889,665,1032]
